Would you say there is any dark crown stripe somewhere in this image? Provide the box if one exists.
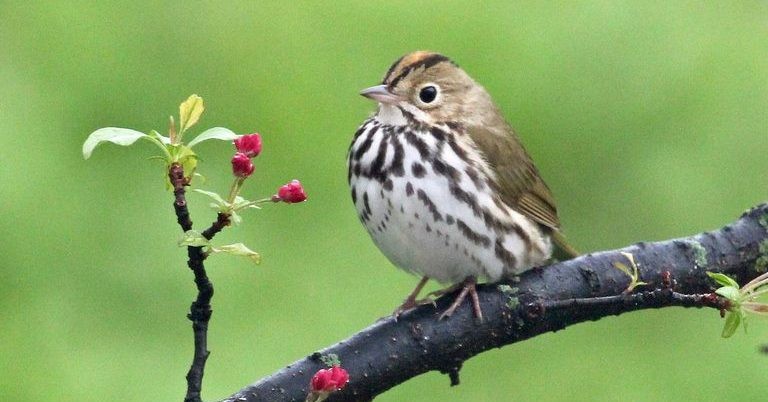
[386,54,453,88]
[381,55,406,84]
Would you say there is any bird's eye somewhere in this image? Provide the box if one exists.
[418,85,438,103]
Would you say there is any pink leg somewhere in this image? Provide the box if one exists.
[393,276,431,318]
[439,276,483,321]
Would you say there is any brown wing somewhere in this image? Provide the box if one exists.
[467,124,560,230]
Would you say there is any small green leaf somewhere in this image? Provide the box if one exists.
[211,243,261,264]
[721,311,741,338]
[178,230,210,247]
[707,272,739,288]
[141,130,174,162]
[178,94,204,136]
[148,130,171,145]
[231,195,250,208]
[613,262,631,277]
[187,127,239,148]
[168,144,198,180]
[194,189,227,205]
[83,127,148,159]
[229,210,242,225]
[613,252,645,293]
[715,286,741,302]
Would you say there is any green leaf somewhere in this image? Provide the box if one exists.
[82,127,148,159]
[187,127,239,148]
[193,189,227,205]
[169,144,198,180]
[613,262,631,277]
[229,210,242,225]
[148,130,171,145]
[707,272,739,288]
[715,286,741,302]
[178,94,204,136]
[178,230,210,247]
[612,252,645,293]
[211,243,261,264]
[721,311,741,338]
[231,195,254,210]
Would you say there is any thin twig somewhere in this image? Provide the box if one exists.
[534,289,729,317]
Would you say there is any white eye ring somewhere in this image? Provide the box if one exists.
[416,83,440,106]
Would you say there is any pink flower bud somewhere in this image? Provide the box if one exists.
[234,133,262,158]
[310,366,349,394]
[231,152,255,178]
[275,180,307,203]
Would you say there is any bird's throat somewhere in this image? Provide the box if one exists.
[375,104,409,126]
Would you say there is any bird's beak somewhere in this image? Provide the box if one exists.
[360,84,401,104]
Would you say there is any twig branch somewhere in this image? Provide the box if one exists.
[222,203,768,402]
[169,163,230,402]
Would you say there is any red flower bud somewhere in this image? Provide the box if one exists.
[310,366,349,394]
[231,152,255,178]
[234,133,262,158]
[275,180,307,203]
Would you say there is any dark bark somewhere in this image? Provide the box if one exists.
[169,163,230,402]
[222,203,768,402]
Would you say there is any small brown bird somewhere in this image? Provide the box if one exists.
[348,51,576,320]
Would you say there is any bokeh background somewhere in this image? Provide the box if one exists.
[2,1,767,401]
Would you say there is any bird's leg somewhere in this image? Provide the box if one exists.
[425,282,461,299]
[393,276,433,318]
[438,276,483,321]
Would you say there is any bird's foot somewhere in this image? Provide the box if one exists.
[438,276,483,321]
[393,295,436,318]
[425,282,461,299]
[392,276,433,319]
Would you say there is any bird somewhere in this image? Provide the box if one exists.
[347,51,577,320]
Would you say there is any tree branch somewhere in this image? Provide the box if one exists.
[222,203,768,402]
[169,163,230,402]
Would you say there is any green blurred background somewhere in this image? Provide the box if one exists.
[2,1,767,401]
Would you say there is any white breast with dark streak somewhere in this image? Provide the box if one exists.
[348,111,551,284]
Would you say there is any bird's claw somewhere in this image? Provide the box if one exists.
[438,277,483,321]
